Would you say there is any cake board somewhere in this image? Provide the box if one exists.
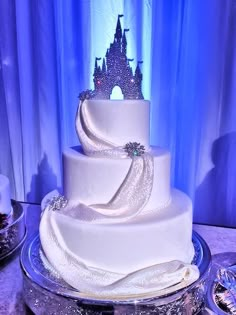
[21,231,211,314]
[0,200,27,263]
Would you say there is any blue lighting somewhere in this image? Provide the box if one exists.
[0,0,235,227]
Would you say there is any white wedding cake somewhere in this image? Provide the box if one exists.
[39,16,199,299]
[0,174,12,217]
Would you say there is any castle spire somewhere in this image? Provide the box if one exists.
[93,57,101,77]
[102,58,106,73]
[94,58,98,76]
[94,58,98,70]
[122,29,129,54]
[134,61,143,99]
[135,61,143,77]
[115,14,123,42]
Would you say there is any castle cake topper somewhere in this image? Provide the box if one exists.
[79,14,144,101]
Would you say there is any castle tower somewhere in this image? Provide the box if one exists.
[102,58,106,73]
[114,14,123,44]
[93,57,103,92]
[122,29,129,54]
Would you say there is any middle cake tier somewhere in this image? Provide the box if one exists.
[63,146,171,212]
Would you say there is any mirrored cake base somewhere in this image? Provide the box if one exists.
[0,201,26,262]
[21,231,211,315]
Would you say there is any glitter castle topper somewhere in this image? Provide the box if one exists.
[79,15,144,100]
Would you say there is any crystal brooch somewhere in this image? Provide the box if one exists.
[47,195,68,211]
[124,142,145,157]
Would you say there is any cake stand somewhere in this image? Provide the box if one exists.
[206,252,236,314]
[0,200,27,262]
[21,231,211,314]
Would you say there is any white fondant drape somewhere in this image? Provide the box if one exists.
[71,99,154,222]
[0,1,236,226]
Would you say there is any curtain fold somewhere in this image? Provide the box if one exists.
[0,0,24,199]
[0,0,235,226]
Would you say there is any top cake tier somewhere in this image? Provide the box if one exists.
[82,99,150,149]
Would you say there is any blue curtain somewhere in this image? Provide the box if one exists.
[0,0,236,227]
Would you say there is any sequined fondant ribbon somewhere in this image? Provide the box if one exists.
[73,99,153,222]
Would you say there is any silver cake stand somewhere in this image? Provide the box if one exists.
[21,231,211,315]
[206,252,236,314]
[0,201,27,262]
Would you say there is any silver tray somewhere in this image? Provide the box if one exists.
[0,201,27,262]
[21,231,211,314]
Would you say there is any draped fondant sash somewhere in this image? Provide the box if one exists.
[73,99,154,222]
[75,99,126,158]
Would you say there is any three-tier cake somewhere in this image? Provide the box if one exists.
[39,15,199,299]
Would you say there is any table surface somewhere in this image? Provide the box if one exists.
[0,203,236,315]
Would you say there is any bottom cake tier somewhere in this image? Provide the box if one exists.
[21,231,211,315]
[40,188,194,275]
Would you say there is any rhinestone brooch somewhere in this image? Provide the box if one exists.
[47,195,68,212]
[124,142,145,157]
